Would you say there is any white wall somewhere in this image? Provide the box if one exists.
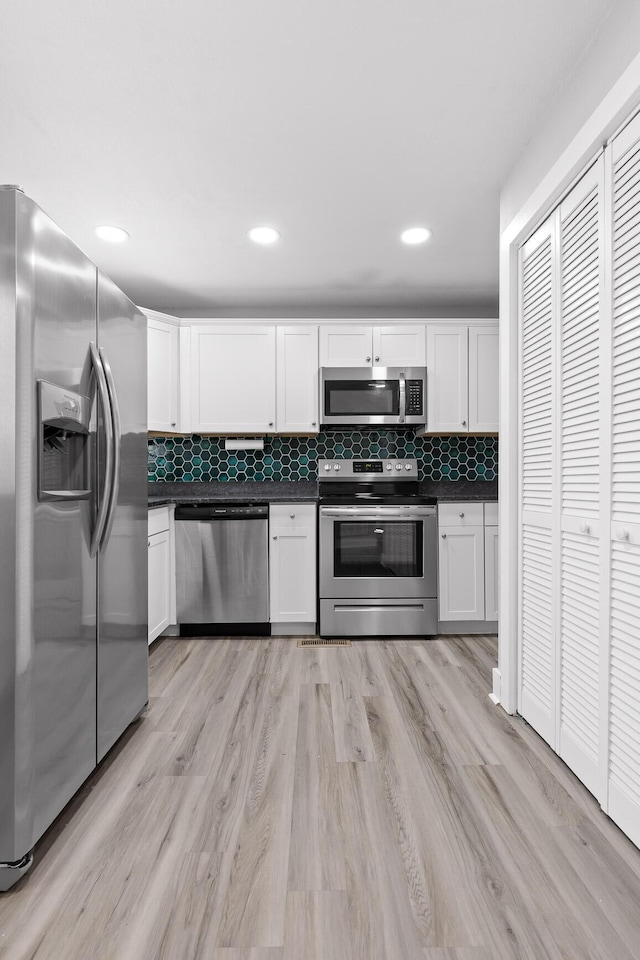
[496,0,640,714]
[501,0,640,230]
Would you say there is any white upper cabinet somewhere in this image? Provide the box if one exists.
[276,326,319,433]
[145,310,181,432]
[190,325,277,433]
[468,325,499,432]
[423,322,499,433]
[371,325,426,366]
[146,317,497,436]
[320,325,373,366]
[319,324,426,367]
[425,324,469,432]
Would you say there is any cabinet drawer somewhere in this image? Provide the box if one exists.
[269,502,316,529]
[149,505,171,537]
[484,501,499,525]
[438,502,483,526]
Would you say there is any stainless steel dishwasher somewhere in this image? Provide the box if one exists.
[175,504,269,634]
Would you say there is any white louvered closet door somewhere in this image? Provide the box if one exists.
[607,113,640,848]
[519,218,557,748]
[557,159,605,797]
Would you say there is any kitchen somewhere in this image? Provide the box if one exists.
[2,1,640,957]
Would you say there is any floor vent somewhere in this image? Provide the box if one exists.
[297,638,352,647]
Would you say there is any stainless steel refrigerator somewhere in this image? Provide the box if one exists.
[0,186,148,890]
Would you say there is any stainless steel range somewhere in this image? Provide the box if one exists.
[318,458,437,637]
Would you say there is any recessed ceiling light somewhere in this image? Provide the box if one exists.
[248,226,280,245]
[95,224,129,243]
[401,226,431,245]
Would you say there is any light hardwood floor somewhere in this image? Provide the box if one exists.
[2,635,640,959]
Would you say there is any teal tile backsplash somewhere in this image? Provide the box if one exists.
[148,431,498,482]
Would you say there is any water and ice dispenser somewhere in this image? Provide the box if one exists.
[37,380,91,502]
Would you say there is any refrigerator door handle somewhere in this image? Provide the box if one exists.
[89,343,113,558]
[99,346,121,551]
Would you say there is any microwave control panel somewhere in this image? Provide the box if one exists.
[406,380,423,415]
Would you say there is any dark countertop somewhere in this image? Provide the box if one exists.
[149,477,497,507]
[418,478,498,502]
[148,480,319,506]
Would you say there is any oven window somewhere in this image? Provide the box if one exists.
[324,380,399,416]
[333,521,423,578]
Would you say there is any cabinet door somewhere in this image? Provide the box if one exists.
[269,504,316,622]
[468,325,499,432]
[319,325,372,366]
[484,525,499,621]
[438,525,485,620]
[191,325,276,433]
[276,326,319,433]
[426,324,469,432]
[148,318,179,432]
[372,325,426,366]
[148,530,171,644]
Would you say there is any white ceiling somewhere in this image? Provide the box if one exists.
[1,0,617,316]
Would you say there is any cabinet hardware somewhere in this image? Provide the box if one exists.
[311,421,316,426]
[461,419,467,426]
[580,523,591,534]
[273,535,278,540]
[441,533,447,539]
[171,422,176,427]
[459,512,465,518]
[268,421,273,427]
[290,513,295,519]
[616,529,630,541]
[366,356,371,362]
[374,356,380,362]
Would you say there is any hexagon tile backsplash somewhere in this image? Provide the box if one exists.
[148,431,498,483]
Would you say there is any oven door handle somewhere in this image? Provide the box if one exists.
[399,371,406,423]
[321,507,434,519]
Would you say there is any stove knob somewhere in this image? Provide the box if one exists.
[334,464,341,471]
[324,464,332,472]
[386,464,393,471]
[405,464,412,471]
[395,464,402,471]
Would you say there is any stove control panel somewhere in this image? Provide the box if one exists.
[318,458,418,480]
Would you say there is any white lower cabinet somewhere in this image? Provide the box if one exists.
[484,523,500,622]
[269,503,316,627]
[438,502,498,623]
[148,506,176,644]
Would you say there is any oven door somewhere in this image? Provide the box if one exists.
[319,505,437,599]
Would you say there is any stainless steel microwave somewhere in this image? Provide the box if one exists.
[320,366,427,426]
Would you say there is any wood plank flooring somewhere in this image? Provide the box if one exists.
[2,635,640,958]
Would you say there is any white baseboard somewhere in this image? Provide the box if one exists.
[489,666,501,705]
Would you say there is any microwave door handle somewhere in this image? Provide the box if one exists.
[89,343,113,558]
[98,346,122,552]
[399,371,406,423]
